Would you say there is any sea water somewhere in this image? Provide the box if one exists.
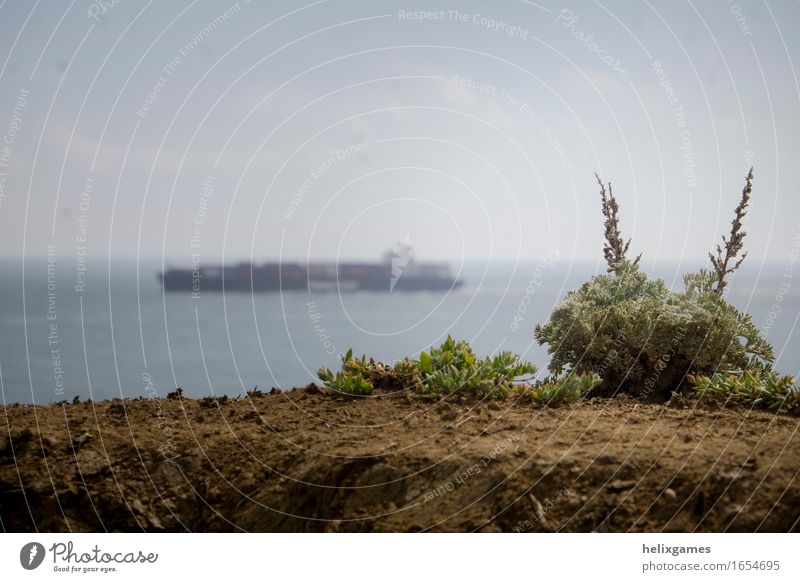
[1,258,797,404]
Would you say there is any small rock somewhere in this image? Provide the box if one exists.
[239,471,256,489]
[663,488,677,500]
[439,407,458,421]
[717,469,742,481]
[727,504,745,516]
[70,432,92,451]
[131,498,147,514]
[594,454,617,466]
[106,403,126,420]
[40,435,59,454]
[77,450,110,476]
[148,514,164,530]
[608,479,637,493]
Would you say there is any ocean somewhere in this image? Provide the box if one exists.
[1,258,797,404]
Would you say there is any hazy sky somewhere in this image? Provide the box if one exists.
[0,0,798,265]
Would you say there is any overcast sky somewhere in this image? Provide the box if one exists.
[0,0,798,266]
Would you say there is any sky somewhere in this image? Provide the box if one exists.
[0,0,798,266]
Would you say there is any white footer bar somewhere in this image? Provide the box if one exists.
[1,533,796,581]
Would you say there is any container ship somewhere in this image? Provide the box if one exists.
[159,256,463,293]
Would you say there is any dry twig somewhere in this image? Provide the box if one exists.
[596,173,640,274]
[710,168,753,295]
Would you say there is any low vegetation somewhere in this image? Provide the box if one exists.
[319,169,796,414]
[535,168,797,412]
[689,366,799,414]
[533,261,772,400]
[513,372,602,407]
[319,338,537,399]
[316,356,373,396]
[318,337,601,407]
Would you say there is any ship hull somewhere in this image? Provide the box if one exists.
[159,263,462,293]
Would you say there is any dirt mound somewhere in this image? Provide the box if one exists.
[2,388,799,532]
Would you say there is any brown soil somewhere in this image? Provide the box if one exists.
[2,387,799,532]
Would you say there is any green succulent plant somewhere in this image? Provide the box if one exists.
[413,336,537,399]
[317,338,537,400]
[688,367,799,414]
[513,372,602,407]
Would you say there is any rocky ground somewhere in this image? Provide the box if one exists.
[1,387,799,532]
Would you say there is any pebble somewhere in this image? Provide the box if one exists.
[439,407,458,421]
[608,479,637,493]
[594,454,617,466]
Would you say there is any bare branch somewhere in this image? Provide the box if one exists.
[710,168,753,295]
[595,173,640,274]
